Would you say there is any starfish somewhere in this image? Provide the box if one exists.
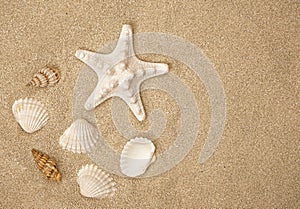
[75,25,169,121]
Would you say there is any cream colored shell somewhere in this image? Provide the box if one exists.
[59,119,99,154]
[12,98,49,133]
[120,137,156,177]
[77,164,116,198]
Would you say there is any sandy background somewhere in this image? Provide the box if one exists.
[0,0,299,208]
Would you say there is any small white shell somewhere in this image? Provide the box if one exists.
[27,65,60,87]
[59,119,99,154]
[77,164,116,198]
[120,137,156,177]
[12,98,49,133]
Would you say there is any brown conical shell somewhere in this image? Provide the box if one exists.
[27,65,60,87]
[31,148,62,181]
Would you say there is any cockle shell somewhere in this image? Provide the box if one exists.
[77,164,116,198]
[59,119,99,154]
[12,98,49,133]
[27,65,60,87]
[31,148,62,181]
[120,137,156,177]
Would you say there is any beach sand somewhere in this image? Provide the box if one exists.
[0,1,299,208]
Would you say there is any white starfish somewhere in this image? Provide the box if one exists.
[75,25,169,121]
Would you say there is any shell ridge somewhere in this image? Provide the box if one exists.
[81,121,90,153]
[79,121,85,153]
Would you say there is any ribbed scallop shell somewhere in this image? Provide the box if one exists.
[59,119,99,154]
[31,148,62,181]
[120,137,156,177]
[12,98,49,133]
[77,164,116,198]
[27,65,60,87]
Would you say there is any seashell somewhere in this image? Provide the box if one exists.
[12,98,49,133]
[31,148,62,181]
[120,137,156,177]
[27,65,60,87]
[59,119,99,154]
[77,164,116,198]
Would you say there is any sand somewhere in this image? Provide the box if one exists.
[0,0,299,208]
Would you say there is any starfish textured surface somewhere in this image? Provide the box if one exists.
[75,24,169,121]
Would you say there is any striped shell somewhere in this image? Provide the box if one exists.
[120,137,156,177]
[32,148,62,181]
[77,164,116,198]
[27,65,60,87]
[59,119,99,154]
[12,98,49,133]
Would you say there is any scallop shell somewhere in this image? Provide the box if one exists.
[59,119,99,154]
[12,98,49,133]
[77,164,116,198]
[120,137,156,177]
[27,65,60,87]
[32,148,62,181]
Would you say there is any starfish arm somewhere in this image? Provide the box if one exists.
[84,81,113,110]
[75,50,110,77]
[122,92,146,121]
[137,60,169,80]
[111,24,135,61]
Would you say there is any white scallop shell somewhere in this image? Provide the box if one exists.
[120,137,156,177]
[12,98,49,133]
[27,65,60,87]
[59,119,99,154]
[77,164,116,198]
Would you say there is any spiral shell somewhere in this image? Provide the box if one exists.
[59,119,99,154]
[77,164,116,198]
[12,98,49,133]
[120,137,156,177]
[27,65,60,87]
[31,148,62,181]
